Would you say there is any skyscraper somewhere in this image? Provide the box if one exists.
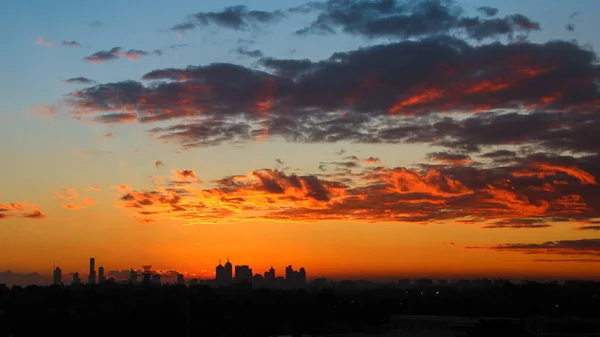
[129,268,138,284]
[72,272,81,285]
[177,273,185,285]
[53,265,62,286]
[88,257,96,285]
[224,258,233,284]
[98,266,105,283]
[234,265,252,282]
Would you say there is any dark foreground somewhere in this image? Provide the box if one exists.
[0,281,599,337]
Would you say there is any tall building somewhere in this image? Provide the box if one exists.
[264,266,275,282]
[72,272,81,285]
[53,266,62,286]
[129,268,138,284]
[98,266,106,283]
[88,257,96,285]
[151,273,161,285]
[215,260,225,285]
[224,258,233,284]
[285,265,307,288]
[234,265,253,282]
[177,273,185,285]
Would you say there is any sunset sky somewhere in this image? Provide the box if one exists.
[1,0,600,283]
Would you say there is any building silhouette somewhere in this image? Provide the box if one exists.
[72,272,81,285]
[224,258,233,283]
[285,265,307,288]
[177,273,185,285]
[234,265,253,282]
[129,268,138,284]
[98,266,105,283]
[88,257,96,285]
[151,273,161,285]
[264,266,275,283]
[53,265,62,286]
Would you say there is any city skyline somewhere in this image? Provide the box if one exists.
[1,0,600,282]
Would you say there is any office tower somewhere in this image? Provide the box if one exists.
[177,273,185,285]
[129,268,138,284]
[88,257,96,285]
[264,266,275,282]
[72,272,81,285]
[234,265,252,282]
[53,265,62,286]
[98,266,105,283]
[151,273,161,285]
[224,258,233,284]
[215,260,224,285]
[299,267,307,286]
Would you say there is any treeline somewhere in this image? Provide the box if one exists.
[0,281,599,336]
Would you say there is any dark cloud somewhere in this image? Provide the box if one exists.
[84,47,161,63]
[468,239,600,257]
[62,40,82,47]
[231,46,264,58]
[67,38,600,148]
[426,152,473,165]
[90,20,103,28]
[476,6,499,17]
[171,5,285,32]
[566,23,575,32]
[481,218,551,229]
[296,0,539,41]
[0,203,47,220]
[575,225,600,231]
[64,77,96,84]
[276,158,284,165]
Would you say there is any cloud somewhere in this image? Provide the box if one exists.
[104,132,114,138]
[276,158,284,165]
[170,5,285,32]
[477,6,499,17]
[575,225,600,231]
[35,36,54,47]
[90,20,103,28]
[28,105,57,120]
[112,184,132,193]
[62,197,96,210]
[170,169,201,183]
[155,161,165,169]
[62,41,82,47]
[64,77,96,84]
[0,202,47,220]
[467,239,600,257]
[231,46,264,58]
[426,152,474,165]
[64,37,600,152]
[566,23,575,32]
[86,186,102,192]
[55,188,78,200]
[295,0,539,41]
[112,150,600,226]
[84,47,161,63]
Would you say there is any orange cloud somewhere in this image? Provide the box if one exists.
[55,188,78,200]
[170,169,201,183]
[86,186,102,192]
[62,198,96,210]
[0,202,46,220]
[112,184,132,193]
[28,105,57,120]
[35,36,54,47]
[155,161,165,169]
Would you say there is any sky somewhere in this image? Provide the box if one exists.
[1,0,600,284]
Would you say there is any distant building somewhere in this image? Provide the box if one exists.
[398,279,411,288]
[311,277,329,289]
[129,269,138,284]
[391,315,520,337]
[177,273,185,285]
[98,266,106,283]
[224,258,233,283]
[151,274,161,285]
[285,265,307,288]
[438,279,448,286]
[234,265,253,282]
[72,272,81,285]
[88,257,96,285]
[189,278,198,286]
[264,266,275,282]
[53,266,62,286]
[415,278,433,287]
